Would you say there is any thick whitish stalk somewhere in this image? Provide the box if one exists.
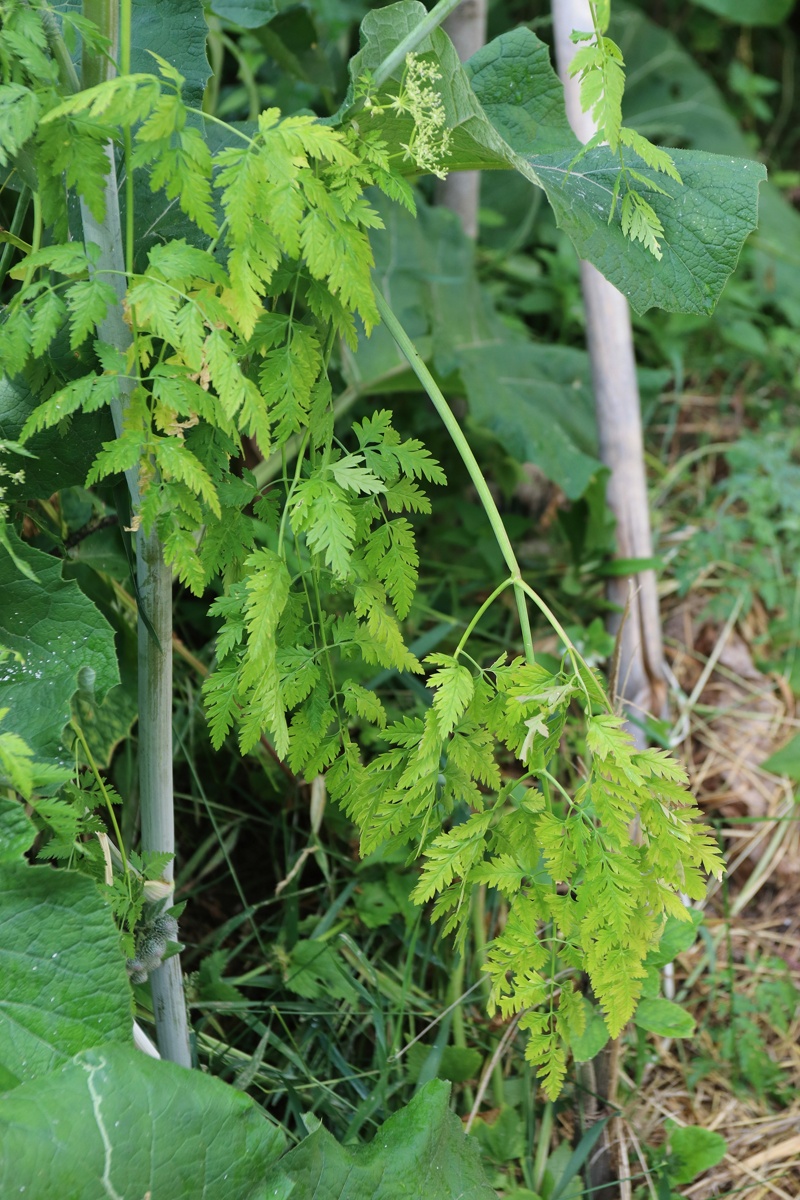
[136,528,190,1065]
[78,0,191,1066]
[552,0,666,743]
[551,5,661,1191]
[436,0,487,238]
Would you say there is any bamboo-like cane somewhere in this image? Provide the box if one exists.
[552,0,667,747]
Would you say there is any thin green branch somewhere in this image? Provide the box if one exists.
[454,577,514,657]
[71,718,131,891]
[517,580,603,710]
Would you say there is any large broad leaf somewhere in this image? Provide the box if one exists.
[266,1079,496,1198]
[0,1043,288,1200]
[0,801,132,1086]
[0,530,118,774]
[634,997,696,1038]
[668,1122,727,1185]
[348,3,764,315]
[645,910,704,968]
[208,0,279,27]
[127,0,215,261]
[690,0,795,25]
[466,31,764,316]
[131,0,210,108]
[761,733,800,781]
[0,373,113,503]
[569,999,610,1063]
[615,6,800,327]
[457,343,599,500]
[54,0,210,107]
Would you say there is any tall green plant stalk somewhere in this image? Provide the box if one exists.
[78,0,191,1067]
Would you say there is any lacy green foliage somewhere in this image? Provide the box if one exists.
[0,702,35,797]
[567,2,683,259]
[0,438,34,575]
[203,409,444,759]
[327,652,723,1099]
[4,48,414,595]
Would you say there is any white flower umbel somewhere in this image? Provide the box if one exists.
[392,53,452,180]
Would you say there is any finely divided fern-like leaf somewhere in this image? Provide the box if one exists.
[619,127,682,183]
[363,519,418,619]
[426,656,475,739]
[65,278,118,350]
[0,83,39,167]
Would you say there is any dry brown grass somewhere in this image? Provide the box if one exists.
[613,593,800,1199]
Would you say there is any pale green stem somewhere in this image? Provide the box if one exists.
[373,288,535,663]
[137,524,190,1066]
[373,0,466,86]
[81,0,118,86]
[277,431,310,557]
[186,106,255,144]
[78,0,191,1067]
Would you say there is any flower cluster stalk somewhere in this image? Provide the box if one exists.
[372,0,466,86]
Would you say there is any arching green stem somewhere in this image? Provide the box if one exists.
[454,577,514,658]
[373,287,535,663]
